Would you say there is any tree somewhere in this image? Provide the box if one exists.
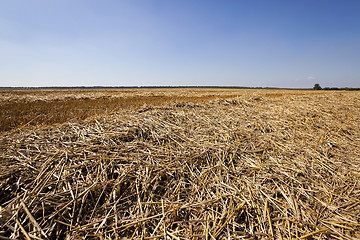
[313,83,322,90]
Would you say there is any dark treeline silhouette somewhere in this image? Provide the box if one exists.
[1,85,359,90]
[313,84,359,91]
[322,87,360,91]
[0,86,306,90]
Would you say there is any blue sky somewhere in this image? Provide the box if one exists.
[0,0,359,88]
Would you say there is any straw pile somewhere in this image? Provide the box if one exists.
[1,91,359,239]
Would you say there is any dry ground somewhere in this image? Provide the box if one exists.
[0,88,359,239]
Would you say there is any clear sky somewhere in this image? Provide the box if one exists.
[1,0,359,88]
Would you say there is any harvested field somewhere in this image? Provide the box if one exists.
[0,89,360,239]
[0,88,243,132]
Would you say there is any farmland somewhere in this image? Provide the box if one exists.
[0,88,359,239]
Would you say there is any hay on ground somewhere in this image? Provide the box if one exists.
[0,91,359,239]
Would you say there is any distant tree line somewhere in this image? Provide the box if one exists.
[313,84,360,91]
[1,85,359,90]
[0,86,293,90]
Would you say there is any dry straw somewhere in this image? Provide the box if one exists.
[0,90,359,239]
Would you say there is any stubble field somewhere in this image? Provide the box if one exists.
[0,88,359,239]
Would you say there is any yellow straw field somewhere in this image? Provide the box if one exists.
[1,88,359,239]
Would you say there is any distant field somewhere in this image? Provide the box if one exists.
[0,88,246,132]
[1,88,359,239]
[0,88,334,132]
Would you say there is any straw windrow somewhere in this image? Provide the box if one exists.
[0,89,359,239]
